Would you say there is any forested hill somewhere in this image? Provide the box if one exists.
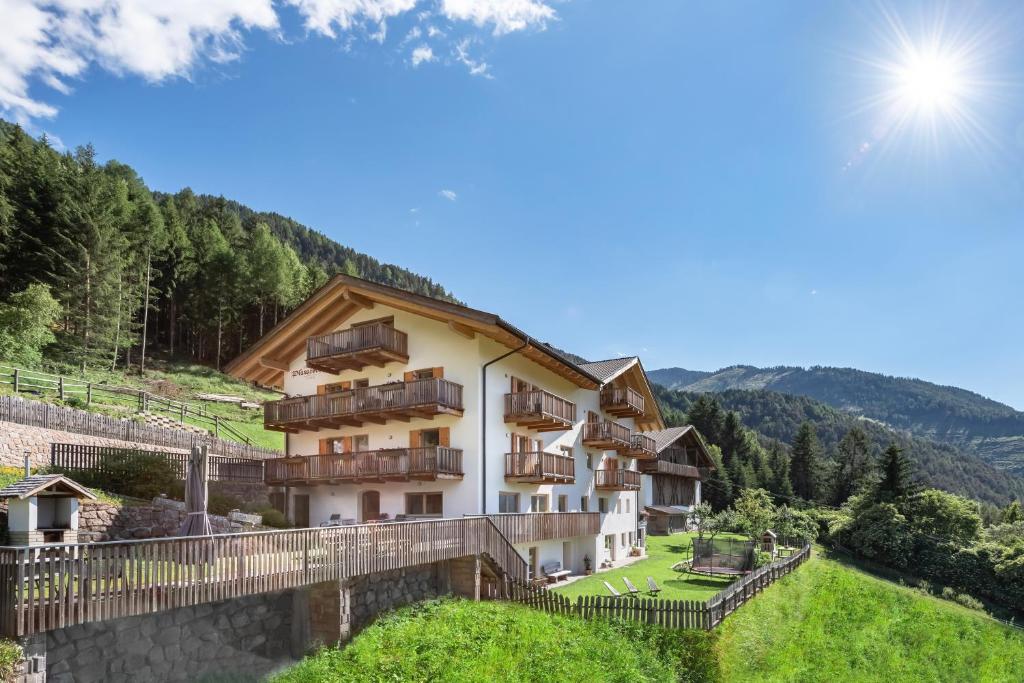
[654,386,1024,506]
[0,121,454,372]
[650,365,1024,474]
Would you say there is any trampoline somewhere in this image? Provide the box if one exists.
[689,538,756,576]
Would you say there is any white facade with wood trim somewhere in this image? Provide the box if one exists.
[227,275,667,577]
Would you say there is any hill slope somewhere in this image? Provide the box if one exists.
[718,551,1024,681]
[655,387,1024,505]
[650,365,1024,474]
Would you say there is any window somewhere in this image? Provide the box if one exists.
[621,533,627,546]
[557,495,568,513]
[511,376,535,393]
[499,492,520,513]
[625,498,631,513]
[352,434,369,452]
[321,381,350,393]
[353,378,370,389]
[530,495,549,513]
[586,454,593,470]
[412,368,436,380]
[616,499,622,514]
[604,534,613,550]
[406,492,443,517]
[323,437,345,454]
[598,497,608,514]
[580,496,589,512]
[629,532,635,546]
[420,429,441,447]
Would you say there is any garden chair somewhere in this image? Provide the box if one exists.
[603,581,623,600]
[319,514,342,527]
[646,577,661,596]
[622,576,640,597]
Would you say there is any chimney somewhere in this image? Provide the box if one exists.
[23,451,30,478]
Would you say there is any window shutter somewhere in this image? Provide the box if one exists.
[439,427,450,447]
[319,438,330,455]
[342,436,353,453]
[403,371,415,382]
[432,367,444,379]
[317,385,327,396]
[511,432,517,454]
[410,430,421,448]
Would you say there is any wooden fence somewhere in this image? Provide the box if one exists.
[501,544,811,630]
[0,364,267,449]
[0,516,528,637]
[0,395,279,460]
[51,444,265,484]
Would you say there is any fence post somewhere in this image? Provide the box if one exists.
[58,376,65,401]
[86,383,92,405]
[12,368,19,394]
[214,416,220,439]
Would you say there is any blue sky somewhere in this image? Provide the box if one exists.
[6,1,1024,408]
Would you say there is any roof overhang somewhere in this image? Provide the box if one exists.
[225,275,602,390]
[603,358,665,431]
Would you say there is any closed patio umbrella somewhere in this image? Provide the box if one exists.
[179,445,213,536]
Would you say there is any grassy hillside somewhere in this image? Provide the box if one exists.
[272,598,718,682]
[717,551,1024,682]
[656,386,1024,506]
[649,365,1024,474]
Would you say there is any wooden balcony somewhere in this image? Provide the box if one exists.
[305,322,409,373]
[637,460,702,477]
[581,420,631,451]
[504,390,576,432]
[594,468,641,491]
[264,377,463,432]
[483,512,601,544]
[504,451,575,484]
[600,385,645,419]
[264,447,463,485]
[624,433,657,460]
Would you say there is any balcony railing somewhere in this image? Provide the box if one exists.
[600,385,645,419]
[481,512,601,544]
[306,322,410,373]
[504,451,575,484]
[625,433,657,460]
[637,460,702,477]
[265,377,464,431]
[264,447,463,485]
[594,468,641,491]
[504,390,576,432]
[581,420,632,451]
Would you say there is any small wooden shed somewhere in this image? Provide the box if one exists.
[0,474,97,546]
[761,529,777,554]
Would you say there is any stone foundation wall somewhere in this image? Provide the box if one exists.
[347,563,447,632]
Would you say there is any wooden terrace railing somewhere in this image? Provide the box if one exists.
[264,447,464,485]
[51,444,265,484]
[264,378,464,431]
[581,420,632,451]
[594,468,641,491]
[625,433,657,460]
[306,323,410,373]
[504,451,575,484]
[600,386,645,419]
[479,513,601,544]
[637,459,701,478]
[503,390,576,432]
[0,517,527,637]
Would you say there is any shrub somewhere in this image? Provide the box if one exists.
[0,639,22,682]
[257,507,289,528]
[953,592,984,611]
[55,450,179,501]
[207,492,244,516]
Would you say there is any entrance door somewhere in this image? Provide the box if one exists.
[361,490,380,522]
[293,494,310,528]
[562,541,572,571]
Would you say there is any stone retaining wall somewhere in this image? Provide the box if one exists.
[0,420,188,469]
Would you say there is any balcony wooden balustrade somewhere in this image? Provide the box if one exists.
[637,459,702,477]
[600,385,645,419]
[504,390,576,432]
[264,377,464,432]
[264,447,463,485]
[305,322,409,373]
[625,433,657,460]
[594,468,641,491]
[581,420,632,452]
[482,512,601,544]
[504,451,575,484]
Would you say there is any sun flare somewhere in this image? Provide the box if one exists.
[894,48,964,114]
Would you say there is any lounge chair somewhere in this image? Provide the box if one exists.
[622,576,640,597]
[319,514,342,527]
[646,577,661,596]
[603,580,623,599]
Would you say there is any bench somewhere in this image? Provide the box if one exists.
[542,561,571,583]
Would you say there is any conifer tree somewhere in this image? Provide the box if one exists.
[686,394,725,445]
[875,443,918,503]
[767,441,795,499]
[790,422,823,502]
[833,426,873,505]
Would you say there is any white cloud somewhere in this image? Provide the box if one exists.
[410,44,435,67]
[0,0,561,121]
[438,189,457,201]
[440,0,555,36]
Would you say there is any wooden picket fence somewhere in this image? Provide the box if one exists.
[0,395,279,460]
[500,544,811,630]
[51,443,265,484]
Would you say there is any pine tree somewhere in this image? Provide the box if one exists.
[832,426,873,505]
[790,422,822,502]
[1002,500,1023,524]
[686,394,725,445]
[874,443,918,503]
[701,445,734,510]
[767,441,795,499]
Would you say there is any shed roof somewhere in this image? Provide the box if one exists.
[0,475,97,501]
[645,505,690,516]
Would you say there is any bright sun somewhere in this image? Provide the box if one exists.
[894,48,965,114]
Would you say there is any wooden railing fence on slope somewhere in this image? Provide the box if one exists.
[0,364,268,449]
[51,443,265,484]
[0,395,279,460]
[0,517,527,637]
[499,544,811,631]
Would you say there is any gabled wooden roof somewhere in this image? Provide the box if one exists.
[225,275,603,390]
[0,475,97,500]
[582,356,664,431]
[640,425,717,468]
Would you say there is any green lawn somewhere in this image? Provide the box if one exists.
[717,550,1024,682]
[552,532,741,602]
[273,598,719,683]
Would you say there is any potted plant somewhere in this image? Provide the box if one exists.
[583,554,592,575]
